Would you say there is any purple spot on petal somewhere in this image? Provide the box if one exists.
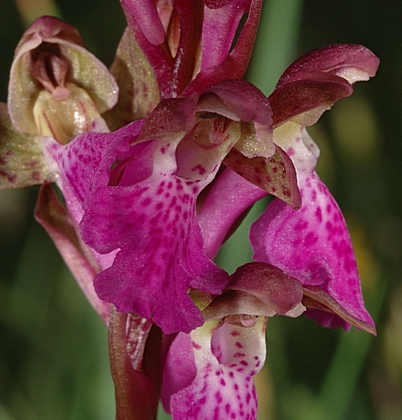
[215,391,223,404]
[315,206,322,222]
[141,197,152,206]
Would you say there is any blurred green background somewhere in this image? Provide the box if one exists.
[0,0,401,419]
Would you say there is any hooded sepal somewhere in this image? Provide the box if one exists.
[203,262,306,320]
[270,44,380,127]
[8,16,118,143]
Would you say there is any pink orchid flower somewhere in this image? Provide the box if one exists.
[0,16,119,321]
[155,44,379,419]
[0,2,379,420]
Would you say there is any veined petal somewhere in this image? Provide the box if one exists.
[163,317,266,420]
[223,144,300,208]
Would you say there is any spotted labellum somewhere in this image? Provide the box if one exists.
[0,1,379,419]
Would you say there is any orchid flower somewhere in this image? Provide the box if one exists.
[0,2,380,420]
[155,45,379,418]
[47,77,280,335]
[0,16,119,321]
[161,262,305,419]
[250,44,379,334]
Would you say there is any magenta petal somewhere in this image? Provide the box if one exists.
[203,80,272,126]
[120,0,165,45]
[269,74,353,126]
[277,44,380,87]
[48,119,145,205]
[55,118,228,334]
[183,0,262,95]
[160,333,197,409]
[201,0,249,69]
[250,173,374,329]
[164,318,266,420]
[198,168,267,259]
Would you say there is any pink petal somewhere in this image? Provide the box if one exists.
[54,119,228,334]
[277,44,380,88]
[160,333,197,409]
[250,123,374,330]
[269,73,353,126]
[250,174,374,330]
[198,168,267,259]
[163,317,266,420]
[201,0,250,69]
[183,0,263,96]
[120,0,165,45]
